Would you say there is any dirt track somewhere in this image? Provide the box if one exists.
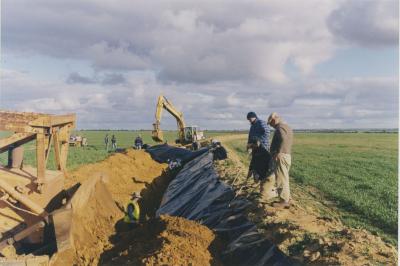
[217,134,397,265]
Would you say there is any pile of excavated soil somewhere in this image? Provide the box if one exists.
[65,149,168,213]
[50,149,223,266]
[100,215,223,266]
[50,149,170,265]
[51,176,121,266]
[52,178,222,266]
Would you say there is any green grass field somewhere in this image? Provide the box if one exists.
[0,130,229,170]
[1,131,397,244]
[225,133,398,244]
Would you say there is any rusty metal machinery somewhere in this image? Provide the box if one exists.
[0,110,76,260]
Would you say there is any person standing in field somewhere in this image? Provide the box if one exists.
[104,134,110,151]
[247,136,277,204]
[268,112,293,208]
[246,112,270,151]
[134,134,143,150]
[111,134,117,150]
[247,137,272,181]
[246,112,276,204]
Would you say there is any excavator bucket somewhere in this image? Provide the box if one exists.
[152,123,164,142]
[152,131,164,142]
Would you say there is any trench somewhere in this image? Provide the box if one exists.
[6,145,288,265]
[44,148,223,266]
[98,167,223,266]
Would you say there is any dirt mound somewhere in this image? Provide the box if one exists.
[257,202,397,265]
[65,149,168,208]
[51,149,223,266]
[100,215,222,266]
[216,134,398,265]
[50,149,171,265]
[51,176,121,266]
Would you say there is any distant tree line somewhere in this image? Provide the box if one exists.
[76,128,397,133]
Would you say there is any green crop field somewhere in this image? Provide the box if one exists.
[224,133,398,244]
[1,131,397,244]
[0,130,231,170]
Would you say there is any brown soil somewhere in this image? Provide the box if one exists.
[216,134,398,266]
[49,149,222,266]
[51,175,121,265]
[64,149,168,208]
[100,215,222,266]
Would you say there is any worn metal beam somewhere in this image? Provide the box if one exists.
[36,133,46,187]
[0,133,35,153]
[0,110,76,184]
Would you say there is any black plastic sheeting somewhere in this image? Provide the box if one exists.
[150,147,291,266]
[146,143,209,164]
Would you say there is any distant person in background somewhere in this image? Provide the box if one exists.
[104,134,110,151]
[268,112,293,209]
[246,112,270,152]
[111,134,117,150]
[134,135,143,150]
[211,140,227,160]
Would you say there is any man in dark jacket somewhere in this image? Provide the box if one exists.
[134,135,143,150]
[247,137,277,204]
[247,112,270,151]
[247,137,272,181]
[111,134,117,150]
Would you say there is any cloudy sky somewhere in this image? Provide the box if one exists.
[1,0,398,130]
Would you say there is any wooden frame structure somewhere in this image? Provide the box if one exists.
[0,111,75,191]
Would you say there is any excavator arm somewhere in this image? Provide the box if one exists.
[152,95,186,143]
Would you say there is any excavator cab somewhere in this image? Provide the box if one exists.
[183,126,204,143]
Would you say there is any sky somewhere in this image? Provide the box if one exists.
[1,0,398,130]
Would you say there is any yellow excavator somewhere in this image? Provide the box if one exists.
[151,95,210,149]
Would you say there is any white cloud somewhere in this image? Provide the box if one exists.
[88,41,149,71]
[294,98,342,107]
[2,0,341,84]
[327,0,399,47]
[17,98,73,112]
[226,93,241,106]
[162,9,200,32]
[1,69,397,129]
[1,1,398,129]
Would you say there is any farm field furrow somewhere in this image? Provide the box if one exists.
[1,130,397,246]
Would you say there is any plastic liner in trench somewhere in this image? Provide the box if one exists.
[146,144,209,164]
[147,146,290,266]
